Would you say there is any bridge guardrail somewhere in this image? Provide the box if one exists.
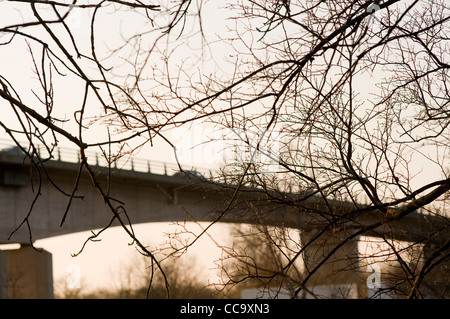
[0,138,215,177]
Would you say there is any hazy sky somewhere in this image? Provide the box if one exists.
[35,222,233,293]
[0,0,234,294]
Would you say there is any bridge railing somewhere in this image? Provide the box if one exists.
[0,138,215,177]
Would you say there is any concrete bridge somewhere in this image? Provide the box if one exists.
[0,144,448,298]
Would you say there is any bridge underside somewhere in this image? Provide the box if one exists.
[1,154,447,244]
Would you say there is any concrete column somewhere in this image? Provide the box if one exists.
[420,243,450,298]
[0,250,8,298]
[300,229,366,298]
[0,245,54,299]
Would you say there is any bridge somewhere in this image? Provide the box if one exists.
[0,141,448,298]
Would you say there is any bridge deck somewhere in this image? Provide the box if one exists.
[0,146,448,248]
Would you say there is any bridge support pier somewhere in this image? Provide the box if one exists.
[299,229,367,298]
[419,243,450,298]
[0,245,53,299]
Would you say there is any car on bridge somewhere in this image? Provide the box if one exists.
[172,170,206,180]
[0,146,25,155]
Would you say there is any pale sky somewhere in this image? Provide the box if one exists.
[0,0,234,295]
[35,221,234,294]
